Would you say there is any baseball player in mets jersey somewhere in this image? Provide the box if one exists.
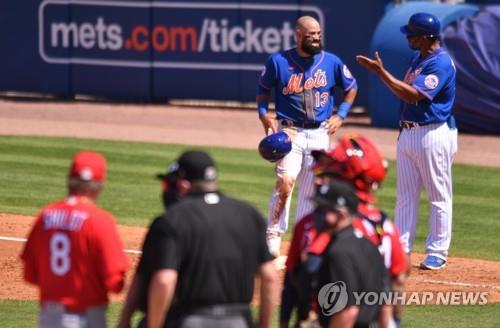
[257,15,358,256]
[21,151,129,328]
[357,12,457,270]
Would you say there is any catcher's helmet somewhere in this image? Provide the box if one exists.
[258,131,292,162]
[400,12,440,38]
[312,134,387,193]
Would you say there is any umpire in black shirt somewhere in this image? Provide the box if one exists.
[312,181,389,328]
[118,150,278,328]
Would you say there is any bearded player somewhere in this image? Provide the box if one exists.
[257,15,358,257]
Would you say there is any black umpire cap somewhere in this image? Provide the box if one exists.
[311,180,359,214]
[157,150,217,182]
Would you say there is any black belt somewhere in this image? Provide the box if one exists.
[281,120,322,129]
[190,304,250,316]
[399,120,426,129]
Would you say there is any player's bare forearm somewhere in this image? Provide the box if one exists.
[258,261,279,328]
[326,115,343,135]
[357,52,422,104]
[392,273,407,321]
[378,304,393,328]
[256,94,277,135]
[148,269,178,328]
[118,273,140,328]
[259,113,277,135]
[343,87,357,105]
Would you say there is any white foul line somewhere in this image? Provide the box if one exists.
[0,236,26,242]
[125,249,142,255]
[415,278,500,290]
[0,235,142,255]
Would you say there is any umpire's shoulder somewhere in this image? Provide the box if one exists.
[225,195,265,220]
[145,211,180,238]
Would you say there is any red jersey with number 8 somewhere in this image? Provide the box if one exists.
[21,196,129,312]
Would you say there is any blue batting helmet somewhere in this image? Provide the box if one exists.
[400,12,440,38]
[258,131,292,162]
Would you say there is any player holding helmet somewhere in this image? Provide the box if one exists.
[257,15,358,257]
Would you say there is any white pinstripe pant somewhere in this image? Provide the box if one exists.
[267,122,330,234]
[395,122,458,259]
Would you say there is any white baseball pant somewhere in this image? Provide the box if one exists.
[267,122,330,234]
[39,303,106,328]
[395,122,458,259]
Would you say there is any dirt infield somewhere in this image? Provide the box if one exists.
[1,213,500,304]
[1,98,500,305]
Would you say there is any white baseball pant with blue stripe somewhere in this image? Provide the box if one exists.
[395,122,458,259]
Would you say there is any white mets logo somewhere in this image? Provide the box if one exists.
[424,74,439,90]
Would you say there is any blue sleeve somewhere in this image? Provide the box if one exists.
[334,57,357,92]
[413,56,453,101]
[257,55,277,96]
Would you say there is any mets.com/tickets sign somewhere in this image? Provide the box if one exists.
[39,1,324,71]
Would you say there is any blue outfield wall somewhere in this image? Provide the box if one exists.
[0,0,385,106]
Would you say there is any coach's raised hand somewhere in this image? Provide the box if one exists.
[356,52,384,74]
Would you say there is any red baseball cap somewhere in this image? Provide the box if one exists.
[68,151,106,183]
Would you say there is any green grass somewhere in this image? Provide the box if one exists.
[1,135,500,260]
[0,300,273,327]
[0,136,275,226]
[1,135,499,326]
[376,162,500,260]
[0,300,37,328]
[403,304,500,327]
[0,300,140,328]
[1,300,498,328]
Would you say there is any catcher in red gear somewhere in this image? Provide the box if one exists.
[310,133,408,326]
[281,134,408,327]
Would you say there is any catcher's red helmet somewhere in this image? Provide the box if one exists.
[312,134,387,194]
